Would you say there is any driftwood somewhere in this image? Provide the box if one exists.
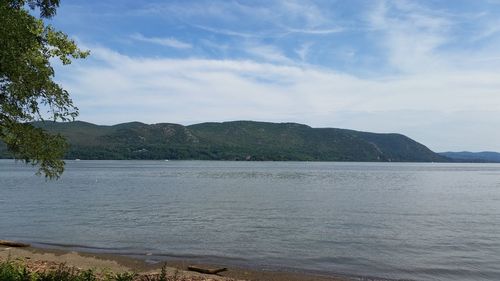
[0,240,31,247]
[187,265,227,275]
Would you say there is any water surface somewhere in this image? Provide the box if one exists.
[1,160,500,281]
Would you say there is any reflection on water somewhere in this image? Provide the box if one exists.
[1,160,500,281]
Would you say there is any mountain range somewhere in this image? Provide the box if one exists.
[439,151,500,163]
[0,121,451,162]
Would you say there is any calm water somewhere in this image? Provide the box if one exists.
[1,160,500,281]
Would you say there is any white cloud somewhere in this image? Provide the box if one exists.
[131,33,192,49]
[57,45,500,151]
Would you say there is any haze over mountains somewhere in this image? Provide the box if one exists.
[0,121,451,162]
[439,151,500,163]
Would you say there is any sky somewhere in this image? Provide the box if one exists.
[46,0,500,152]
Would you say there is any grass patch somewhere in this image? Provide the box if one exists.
[0,260,177,281]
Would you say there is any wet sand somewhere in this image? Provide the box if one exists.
[0,245,351,281]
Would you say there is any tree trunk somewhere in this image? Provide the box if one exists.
[0,240,30,247]
[187,265,227,274]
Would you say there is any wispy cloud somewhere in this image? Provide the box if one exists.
[245,44,293,64]
[295,43,312,61]
[368,0,452,73]
[192,25,260,38]
[286,27,343,35]
[139,1,342,39]
[131,33,192,49]
[278,0,330,28]
[472,18,500,41]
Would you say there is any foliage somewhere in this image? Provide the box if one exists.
[0,0,89,178]
[0,120,448,162]
[0,260,30,281]
[0,260,179,281]
[0,261,95,281]
[105,272,136,281]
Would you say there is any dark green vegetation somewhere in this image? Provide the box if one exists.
[0,260,173,281]
[0,121,447,162]
[439,151,500,163]
[0,0,88,178]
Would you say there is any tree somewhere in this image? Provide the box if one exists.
[0,0,89,178]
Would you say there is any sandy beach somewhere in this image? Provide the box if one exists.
[0,244,351,281]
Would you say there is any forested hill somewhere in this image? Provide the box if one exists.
[0,121,448,162]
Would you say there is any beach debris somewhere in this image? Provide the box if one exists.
[0,240,30,247]
[187,265,228,275]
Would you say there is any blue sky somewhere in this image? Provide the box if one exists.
[48,0,500,151]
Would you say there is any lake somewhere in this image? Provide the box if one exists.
[1,160,500,280]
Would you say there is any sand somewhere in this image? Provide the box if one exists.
[0,244,351,281]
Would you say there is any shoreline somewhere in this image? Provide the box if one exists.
[0,244,354,281]
[3,158,500,164]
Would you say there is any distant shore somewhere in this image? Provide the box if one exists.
[0,244,351,281]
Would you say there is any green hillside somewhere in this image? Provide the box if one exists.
[0,121,448,162]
